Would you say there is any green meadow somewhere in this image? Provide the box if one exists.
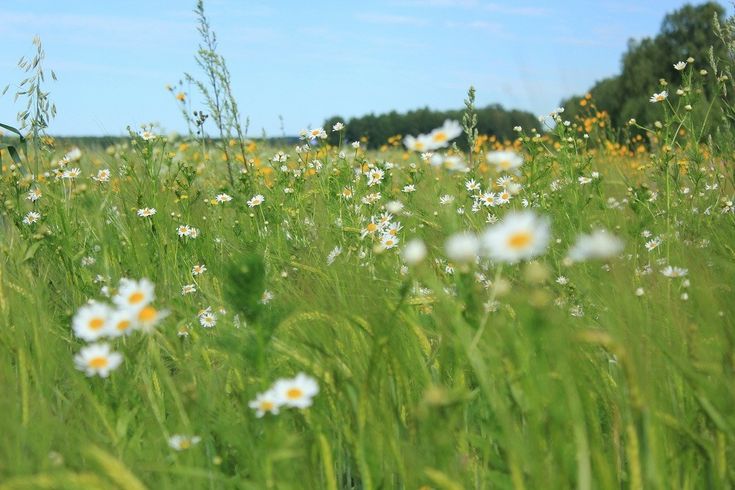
[1,2,734,489]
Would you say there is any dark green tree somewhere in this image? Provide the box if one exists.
[562,2,728,136]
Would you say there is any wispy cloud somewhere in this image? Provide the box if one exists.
[390,0,480,7]
[445,20,505,35]
[0,11,192,49]
[355,12,430,26]
[389,0,548,16]
[482,3,549,16]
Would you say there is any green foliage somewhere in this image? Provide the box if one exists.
[562,2,730,136]
[223,252,265,323]
[0,123,26,169]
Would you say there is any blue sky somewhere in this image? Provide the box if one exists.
[0,0,724,136]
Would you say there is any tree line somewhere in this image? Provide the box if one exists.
[561,2,732,138]
[323,105,538,149]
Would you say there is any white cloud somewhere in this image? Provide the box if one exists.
[355,12,430,26]
[444,20,506,35]
[482,3,549,16]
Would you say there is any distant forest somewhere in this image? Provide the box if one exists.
[323,105,538,149]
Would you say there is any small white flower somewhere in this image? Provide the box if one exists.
[578,176,592,185]
[168,435,201,451]
[272,373,319,409]
[380,234,399,249]
[247,194,265,207]
[567,229,624,262]
[260,290,274,304]
[661,266,688,278]
[62,168,81,179]
[486,150,523,172]
[249,390,281,417]
[23,211,41,225]
[327,246,342,265]
[439,194,455,205]
[445,232,480,263]
[74,343,123,378]
[27,188,42,202]
[402,239,427,265]
[92,169,111,183]
[385,200,403,214]
[649,91,668,103]
[481,211,550,263]
[114,278,155,312]
[72,301,113,341]
[199,309,217,328]
[140,130,156,141]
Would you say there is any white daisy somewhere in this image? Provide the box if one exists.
[74,343,123,378]
[445,232,480,264]
[272,373,320,409]
[402,239,427,265]
[248,390,281,417]
[567,229,624,262]
[72,301,113,341]
[247,194,265,207]
[661,266,688,278]
[486,150,523,172]
[481,211,551,263]
[113,278,155,312]
[649,91,668,103]
[168,435,202,451]
[107,308,136,337]
[23,211,41,225]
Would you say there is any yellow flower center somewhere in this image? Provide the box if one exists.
[89,317,105,330]
[117,320,131,331]
[138,306,157,323]
[433,132,447,142]
[179,439,191,449]
[287,388,303,400]
[89,356,109,369]
[499,160,511,170]
[508,232,532,250]
[367,223,377,232]
[129,291,145,304]
[260,401,274,411]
